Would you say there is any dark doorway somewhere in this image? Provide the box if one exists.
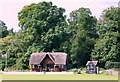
[40,54,54,72]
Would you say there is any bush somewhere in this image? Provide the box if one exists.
[99,68,105,71]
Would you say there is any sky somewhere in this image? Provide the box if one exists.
[0,0,119,31]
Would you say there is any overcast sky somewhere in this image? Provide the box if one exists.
[0,0,119,31]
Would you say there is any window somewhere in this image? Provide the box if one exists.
[89,64,94,70]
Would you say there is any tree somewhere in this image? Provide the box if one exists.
[18,2,66,32]
[0,36,12,70]
[67,8,98,67]
[18,1,67,47]
[18,1,68,69]
[0,30,27,70]
[91,7,120,68]
[0,20,9,38]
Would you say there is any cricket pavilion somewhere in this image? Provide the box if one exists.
[29,52,67,72]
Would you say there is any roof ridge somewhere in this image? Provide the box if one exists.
[48,54,55,64]
[30,52,67,65]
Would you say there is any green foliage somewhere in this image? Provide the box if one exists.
[68,8,98,67]
[91,7,120,68]
[18,1,67,47]
[17,1,68,70]
[0,30,27,70]
[0,2,119,71]
[0,20,9,38]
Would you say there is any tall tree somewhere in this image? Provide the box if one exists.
[0,20,9,38]
[0,30,27,70]
[18,1,67,50]
[91,7,120,68]
[18,1,68,69]
[67,8,98,67]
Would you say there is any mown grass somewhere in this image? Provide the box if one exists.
[1,73,118,80]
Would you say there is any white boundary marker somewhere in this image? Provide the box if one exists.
[2,72,74,75]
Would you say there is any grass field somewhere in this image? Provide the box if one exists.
[1,74,118,80]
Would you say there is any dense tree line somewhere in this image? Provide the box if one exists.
[0,1,119,71]
[91,7,120,68]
